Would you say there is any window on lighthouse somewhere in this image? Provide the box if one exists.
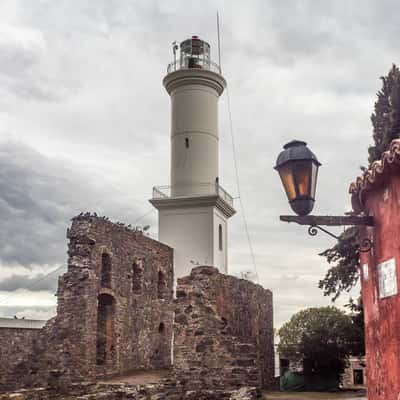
[185,137,189,148]
[218,224,223,251]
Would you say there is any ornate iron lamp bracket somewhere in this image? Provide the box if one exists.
[280,215,374,253]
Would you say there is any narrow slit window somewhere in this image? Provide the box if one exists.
[185,138,189,148]
[132,260,143,293]
[218,224,223,251]
[158,270,166,299]
[101,253,112,288]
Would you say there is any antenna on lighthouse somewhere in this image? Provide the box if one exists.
[172,41,178,71]
[217,11,222,72]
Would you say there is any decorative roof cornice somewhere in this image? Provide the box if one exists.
[150,194,236,218]
[349,139,400,212]
[163,69,226,96]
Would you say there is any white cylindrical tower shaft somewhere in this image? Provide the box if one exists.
[163,37,226,197]
[151,36,235,281]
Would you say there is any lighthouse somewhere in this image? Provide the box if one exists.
[150,36,235,280]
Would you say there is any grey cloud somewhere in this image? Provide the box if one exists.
[0,25,45,77]
[0,141,143,269]
[0,305,56,320]
[0,0,395,325]
[0,270,65,292]
[0,22,79,101]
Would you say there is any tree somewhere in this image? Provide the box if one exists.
[345,298,365,357]
[320,65,400,301]
[318,227,360,301]
[368,64,400,164]
[278,307,357,381]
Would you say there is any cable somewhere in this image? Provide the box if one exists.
[0,207,156,307]
[133,208,156,225]
[226,86,260,283]
[217,11,222,72]
[0,264,66,306]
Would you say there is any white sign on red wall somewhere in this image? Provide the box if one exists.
[378,258,398,299]
[362,263,369,281]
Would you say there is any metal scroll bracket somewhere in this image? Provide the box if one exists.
[280,215,374,253]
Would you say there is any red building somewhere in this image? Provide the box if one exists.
[350,139,400,400]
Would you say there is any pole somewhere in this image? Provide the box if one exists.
[217,11,222,72]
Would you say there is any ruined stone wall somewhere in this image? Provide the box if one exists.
[0,216,274,396]
[0,383,259,400]
[0,215,174,392]
[173,266,274,391]
[0,328,41,390]
[58,215,174,380]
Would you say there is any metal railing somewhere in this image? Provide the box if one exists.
[217,184,234,207]
[167,58,221,74]
[152,183,233,207]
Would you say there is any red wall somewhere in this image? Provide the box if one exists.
[360,174,400,400]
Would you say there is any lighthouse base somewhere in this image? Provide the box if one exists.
[150,194,235,281]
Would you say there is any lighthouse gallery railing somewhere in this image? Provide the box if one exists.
[167,59,221,74]
[152,183,233,207]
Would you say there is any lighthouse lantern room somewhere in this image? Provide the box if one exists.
[150,36,235,281]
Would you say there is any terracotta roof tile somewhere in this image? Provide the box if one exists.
[349,139,400,212]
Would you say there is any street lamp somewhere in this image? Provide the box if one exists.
[275,140,374,251]
[274,140,321,216]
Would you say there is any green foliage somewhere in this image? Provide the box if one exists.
[318,226,360,301]
[345,297,365,357]
[319,65,400,303]
[368,64,400,164]
[278,307,356,378]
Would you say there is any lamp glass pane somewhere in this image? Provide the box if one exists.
[279,164,296,201]
[294,161,311,197]
[310,162,318,199]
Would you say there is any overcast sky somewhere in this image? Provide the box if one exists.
[0,0,398,326]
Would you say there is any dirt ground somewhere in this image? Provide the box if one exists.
[102,372,367,400]
[262,391,367,400]
[100,369,169,385]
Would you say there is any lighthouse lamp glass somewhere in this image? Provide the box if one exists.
[275,140,321,216]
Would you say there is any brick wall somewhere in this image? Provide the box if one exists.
[0,215,174,392]
[0,327,41,390]
[61,215,174,380]
[173,266,274,390]
[0,215,275,396]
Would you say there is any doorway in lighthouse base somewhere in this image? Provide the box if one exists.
[96,293,116,366]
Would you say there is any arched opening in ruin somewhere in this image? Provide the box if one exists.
[158,270,166,299]
[96,293,115,366]
[101,253,112,288]
[132,260,143,293]
[158,322,165,334]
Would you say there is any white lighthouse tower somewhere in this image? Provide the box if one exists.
[150,36,235,280]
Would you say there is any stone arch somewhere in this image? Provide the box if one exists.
[96,293,115,366]
[158,322,165,334]
[101,252,112,288]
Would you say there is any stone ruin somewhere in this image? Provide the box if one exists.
[0,214,274,399]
